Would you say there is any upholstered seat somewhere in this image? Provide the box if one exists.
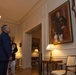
[51,55,76,75]
[51,70,75,75]
[51,70,65,75]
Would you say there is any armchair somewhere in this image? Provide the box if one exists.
[51,55,76,75]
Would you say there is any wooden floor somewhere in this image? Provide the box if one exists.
[16,66,39,75]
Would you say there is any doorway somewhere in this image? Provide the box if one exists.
[27,24,42,67]
[22,24,42,70]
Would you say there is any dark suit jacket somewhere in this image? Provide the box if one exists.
[0,32,12,61]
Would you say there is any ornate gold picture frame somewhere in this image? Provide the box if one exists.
[49,1,73,44]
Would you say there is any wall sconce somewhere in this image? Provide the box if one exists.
[19,42,22,47]
[46,44,55,60]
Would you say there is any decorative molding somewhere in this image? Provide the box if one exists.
[56,47,76,50]
[72,0,76,17]
[52,56,67,59]
[0,18,20,25]
[44,55,67,58]
[20,0,48,24]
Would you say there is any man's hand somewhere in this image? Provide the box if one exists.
[61,26,65,29]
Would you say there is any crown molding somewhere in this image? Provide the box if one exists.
[0,18,20,25]
[20,0,47,24]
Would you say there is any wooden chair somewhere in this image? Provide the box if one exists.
[51,55,76,75]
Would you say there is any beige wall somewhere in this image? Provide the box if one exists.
[17,0,76,68]
[0,0,74,69]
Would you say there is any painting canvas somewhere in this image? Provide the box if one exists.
[49,1,73,44]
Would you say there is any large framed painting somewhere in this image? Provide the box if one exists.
[32,38,40,52]
[49,1,73,44]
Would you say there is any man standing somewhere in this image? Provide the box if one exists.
[0,25,12,75]
[53,11,67,42]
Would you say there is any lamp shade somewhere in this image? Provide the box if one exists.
[46,44,55,50]
[35,48,38,52]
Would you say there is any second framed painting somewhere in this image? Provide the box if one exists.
[49,1,73,44]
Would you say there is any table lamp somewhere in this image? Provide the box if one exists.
[34,48,39,53]
[46,44,55,60]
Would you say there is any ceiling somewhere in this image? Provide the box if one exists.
[0,0,40,23]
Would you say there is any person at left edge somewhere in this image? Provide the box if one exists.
[0,25,12,75]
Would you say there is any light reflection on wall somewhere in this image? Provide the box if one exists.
[16,44,22,59]
[52,49,64,56]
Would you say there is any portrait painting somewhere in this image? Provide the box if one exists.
[49,1,73,44]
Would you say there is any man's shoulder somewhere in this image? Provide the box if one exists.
[0,32,10,42]
[1,32,8,37]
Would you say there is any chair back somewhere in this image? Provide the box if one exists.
[51,55,76,75]
[67,55,76,66]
